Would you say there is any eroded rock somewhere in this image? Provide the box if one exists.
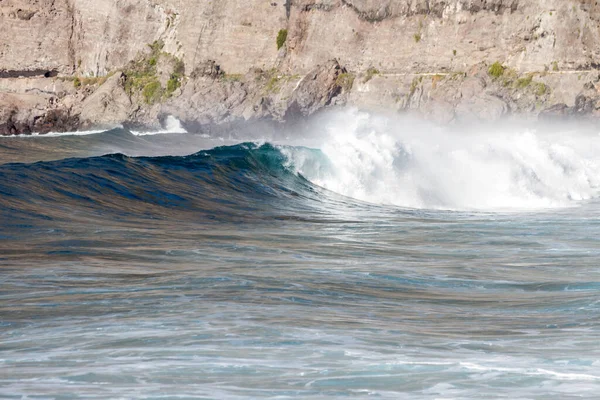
[2,0,600,133]
[0,92,79,135]
[285,60,346,120]
[79,73,132,127]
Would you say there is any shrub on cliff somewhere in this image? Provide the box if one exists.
[143,81,162,104]
[363,67,380,83]
[124,40,186,103]
[534,82,548,96]
[488,62,505,79]
[335,73,355,91]
[515,74,533,89]
[148,40,164,55]
[166,74,181,95]
[165,57,185,96]
[276,29,288,50]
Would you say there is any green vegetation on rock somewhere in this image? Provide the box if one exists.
[265,76,282,94]
[515,74,533,89]
[148,40,164,54]
[414,19,424,43]
[260,69,301,95]
[124,40,164,95]
[335,73,355,91]
[143,81,162,104]
[488,62,505,79]
[71,73,116,89]
[409,76,423,96]
[495,69,550,98]
[166,75,181,95]
[221,73,243,82]
[534,82,548,96]
[165,57,185,97]
[488,65,551,98]
[123,39,186,103]
[276,29,288,50]
[363,67,380,83]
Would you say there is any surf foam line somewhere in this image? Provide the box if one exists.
[1,126,123,138]
[459,362,600,381]
[280,110,600,211]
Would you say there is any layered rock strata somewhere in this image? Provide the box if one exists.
[1,0,600,134]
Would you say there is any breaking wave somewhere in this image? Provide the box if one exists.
[2,110,600,213]
[284,110,600,210]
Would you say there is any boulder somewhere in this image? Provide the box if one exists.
[0,92,78,135]
[284,60,346,120]
[79,73,132,127]
[539,103,570,119]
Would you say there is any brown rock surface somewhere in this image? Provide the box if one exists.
[79,73,132,128]
[0,93,79,135]
[2,0,600,134]
[284,60,347,120]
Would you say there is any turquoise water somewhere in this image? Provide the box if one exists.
[1,113,600,399]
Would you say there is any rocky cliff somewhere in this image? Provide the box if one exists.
[1,0,600,134]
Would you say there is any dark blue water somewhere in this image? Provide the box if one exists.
[1,119,600,399]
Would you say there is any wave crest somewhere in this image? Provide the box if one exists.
[282,111,600,210]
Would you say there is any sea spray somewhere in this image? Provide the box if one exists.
[282,110,600,210]
[131,115,188,136]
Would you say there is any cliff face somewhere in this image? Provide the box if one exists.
[287,0,600,73]
[1,0,600,134]
[0,0,286,76]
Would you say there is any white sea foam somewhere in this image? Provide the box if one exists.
[283,110,600,211]
[2,126,122,138]
[131,115,188,136]
[2,115,187,138]
[459,362,600,381]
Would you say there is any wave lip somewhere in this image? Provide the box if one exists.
[0,142,324,223]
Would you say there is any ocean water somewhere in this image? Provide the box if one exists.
[1,111,599,399]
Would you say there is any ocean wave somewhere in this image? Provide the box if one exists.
[282,110,600,210]
[3,110,600,213]
[0,143,324,223]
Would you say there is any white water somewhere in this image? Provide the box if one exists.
[285,110,600,211]
[1,116,187,138]
[2,126,122,138]
[131,115,188,136]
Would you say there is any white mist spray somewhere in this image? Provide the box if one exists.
[283,110,600,211]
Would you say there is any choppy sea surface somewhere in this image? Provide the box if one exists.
[1,111,599,399]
